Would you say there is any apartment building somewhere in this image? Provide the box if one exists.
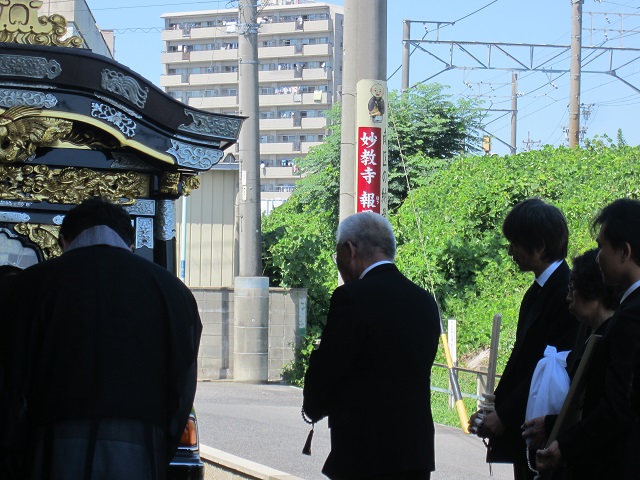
[39,0,114,57]
[160,0,344,214]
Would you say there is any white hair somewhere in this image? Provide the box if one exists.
[336,212,396,261]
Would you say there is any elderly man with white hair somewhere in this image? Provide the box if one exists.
[303,212,441,480]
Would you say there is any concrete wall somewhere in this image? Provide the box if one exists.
[191,287,307,382]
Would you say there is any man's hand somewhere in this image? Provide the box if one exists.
[481,411,505,437]
[469,411,482,436]
[469,410,504,438]
[522,416,547,450]
[536,440,562,472]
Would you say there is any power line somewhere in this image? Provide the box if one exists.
[387,0,500,82]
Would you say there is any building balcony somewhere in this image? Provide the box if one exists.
[188,72,239,85]
[301,141,322,153]
[258,45,297,58]
[191,48,238,62]
[187,96,239,109]
[258,91,329,106]
[189,26,229,39]
[302,67,332,81]
[259,142,297,154]
[161,51,187,63]
[161,28,188,41]
[259,141,321,155]
[257,19,331,36]
[259,118,296,130]
[302,117,327,129]
[258,69,298,82]
[300,19,333,34]
[259,116,326,130]
[160,74,188,87]
[301,43,332,56]
[260,166,300,179]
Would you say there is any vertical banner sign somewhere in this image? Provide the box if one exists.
[355,80,388,216]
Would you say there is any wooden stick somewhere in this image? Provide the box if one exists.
[546,334,602,447]
[485,313,502,396]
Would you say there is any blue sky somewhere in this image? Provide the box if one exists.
[85,0,640,155]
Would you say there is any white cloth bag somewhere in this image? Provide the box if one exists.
[525,345,571,422]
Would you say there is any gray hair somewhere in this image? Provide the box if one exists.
[336,212,396,261]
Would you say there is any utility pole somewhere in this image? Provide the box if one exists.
[522,132,541,151]
[510,72,518,154]
[238,0,261,276]
[569,0,584,148]
[402,19,410,91]
[235,0,269,382]
[339,0,387,222]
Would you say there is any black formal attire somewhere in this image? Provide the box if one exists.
[0,272,24,479]
[7,243,202,480]
[303,263,440,480]
[556,287,640,479]
[488,261,579,479]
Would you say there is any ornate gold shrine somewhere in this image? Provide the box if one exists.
[0,0,244,268]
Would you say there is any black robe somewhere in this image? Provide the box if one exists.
[5,245,201,479]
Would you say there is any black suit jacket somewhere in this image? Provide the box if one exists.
[303,263,440,479]
[557,287,640,478]
[488,261,579,463]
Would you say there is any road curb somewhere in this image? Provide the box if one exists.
[200,444,304,480]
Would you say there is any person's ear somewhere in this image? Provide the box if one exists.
[621,242,633,263]
[347,240,357,259]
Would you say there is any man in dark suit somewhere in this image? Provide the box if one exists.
[5,197,202,480]
[536,198,640,478]
[470,198,580,480]
[303,211,441,480]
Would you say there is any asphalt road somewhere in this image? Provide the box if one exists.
[194,381,514,480]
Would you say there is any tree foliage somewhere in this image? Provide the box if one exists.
[387,83,485,211]
[394,136,640,368]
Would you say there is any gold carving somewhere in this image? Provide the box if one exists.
[14,223,61,259]
[182,175,200,196]
[0,0,84,48]
[160,172,180,195]
[0,106,73,163]
[0,164,149,204]
[64,126,121,150]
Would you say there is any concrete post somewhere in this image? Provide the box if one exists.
[569,0,583,148]
[235,1,269,382]
[402,20,410,91]
[510,72,518,154]
[233,276,269,381]
[238,0,262,276]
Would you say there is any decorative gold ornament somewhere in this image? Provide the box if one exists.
[160,172,180,195]
[0,164,149,204]
[0,106,73,163]
[14,223,61,259]
[64,126,121,150]
[182,175,200,196]
[0,0,84,48]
